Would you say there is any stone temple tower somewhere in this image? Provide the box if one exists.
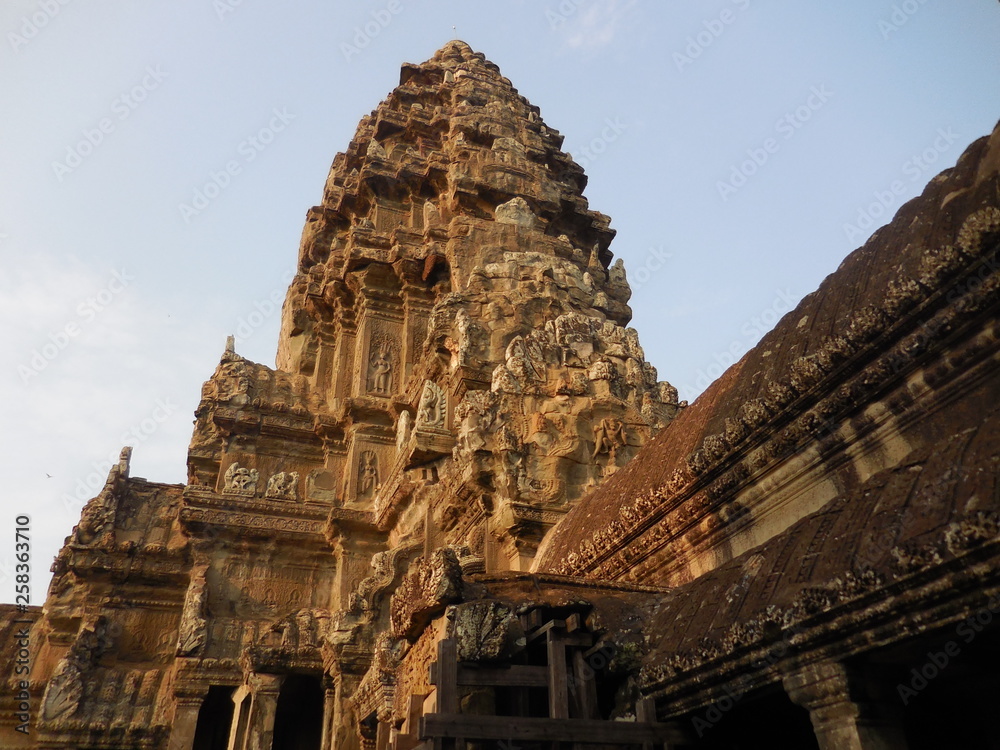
[9,41,680,749]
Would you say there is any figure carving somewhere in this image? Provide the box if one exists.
[417,380,446,428]
[368,343,393,394]
[494,196,536,228]
[223,462,258,496]
[587,357,616,382]
[505,335,543,382]
[592,417,627,460]
[177,566,208,656]
[41,618,115,724]
[358,451,380,498]
[41,659,83,723]
[266,471,299,500]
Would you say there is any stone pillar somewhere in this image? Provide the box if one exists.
[227,684,252,750]
[245,673,284,750]
[320,677,337,750]
[783,662,908,750]
[167,692,207,750]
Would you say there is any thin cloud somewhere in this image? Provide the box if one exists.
[562,0,638,50]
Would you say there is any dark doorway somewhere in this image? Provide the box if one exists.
[684,684,819,750]
[192,685,235,750]
[902,626,1000,750]
[272,674,325,750]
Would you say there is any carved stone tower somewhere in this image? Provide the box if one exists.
[13,41,679,750]
[180,39,679,747]
[10,40,998,750]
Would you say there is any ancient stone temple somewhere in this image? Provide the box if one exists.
[2,40,998,750]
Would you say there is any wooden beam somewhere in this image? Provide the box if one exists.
[435,639,458,714]
[526,618,566,643]
[420,714,686,744]
[527,623,591,647]
[456,665,549,688]
[430,664,549,689]
[547,629,569,719]
[565,612,584,633]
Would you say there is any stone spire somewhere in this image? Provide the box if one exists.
[277,39,628,374]
[189,41,680,575]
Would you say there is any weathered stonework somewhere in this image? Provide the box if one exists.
[3,40,998,750]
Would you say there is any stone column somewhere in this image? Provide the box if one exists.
[167,692,207,750]
[783,662,908,750]
[227,684,252,750]
[245,673,284,750]
[320,676,338,750]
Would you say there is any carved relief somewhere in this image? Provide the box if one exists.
[367,341,394,395]
[266,471,300,500]
[223,462,258,496]
[41,617,116,724]
[358,451,381,499]
[177,565,209,657]
[389,547,463,639]
[74,447,131,546]
[416,380,446,429]
[592,417,627,460]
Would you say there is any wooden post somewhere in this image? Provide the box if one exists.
[435,639,459,714]
[547,629,569,719]
[376,720,391,750]
[403,693,427,736]
[637,697,658,750]
[572,650,598,720]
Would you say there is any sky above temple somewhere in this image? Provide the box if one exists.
[1,1,998,602]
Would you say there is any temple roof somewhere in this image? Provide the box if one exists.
[534,120,1000,578]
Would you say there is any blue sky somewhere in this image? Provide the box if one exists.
[1,0,998,602]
